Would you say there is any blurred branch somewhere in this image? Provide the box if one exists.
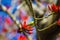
[38,21,57,31]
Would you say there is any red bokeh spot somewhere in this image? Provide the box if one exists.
[5,17,11,24]
[57,19,60,25]
[2,28,7,32]
[18,35,27,40]
[28,31,33,34]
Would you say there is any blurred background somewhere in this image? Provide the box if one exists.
[0,0,60,40]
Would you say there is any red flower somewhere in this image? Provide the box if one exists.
[18,35,27,40]
[51,4,58,12]
[26,26,34,31]
[20,13,33,34]
[48,4,59,12]
[22,21,33,31]
[28,31,33,34]
[23,21,27,28]
[20,12,28,21]
[21,19,33,34]
[21,15,28,21]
